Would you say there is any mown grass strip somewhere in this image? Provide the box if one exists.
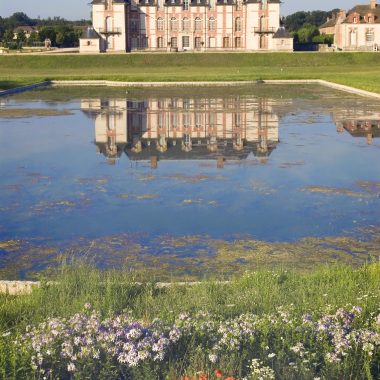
[1,52,380,93]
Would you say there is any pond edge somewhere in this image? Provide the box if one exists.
[1,79,380,99]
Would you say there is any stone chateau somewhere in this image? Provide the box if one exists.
[80,0,293,53]
[319,0,380,51]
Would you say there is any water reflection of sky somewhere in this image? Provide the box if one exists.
[0,85,379,252]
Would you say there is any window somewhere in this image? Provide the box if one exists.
[182,17,190,31]
[171,37,178,48]
[142,36,148,48]
[182,35,190,48]
[236,0,241,10]
[195,37,201,49]
[353,16,357,23]
[195,113,202,128]
[157,37,164,48]
[170,17,178,31]
[195,17,202,32]
[183,0,189,10]
[87,40,91,46]
[209,37,216,48]
[106,17,112,32]
[350,29,356,46]
[131,20,138,33]
[235,37,241,48]
[366,29,374,43]
[208,17,216,31]
[260,15,265,30]
[260,0,266,10]
[368,16,373,23]
[223,37,229,48]
[183,113,189,127]
[157,17,164,31]
[209,113,215,127]
[157,113,164,128]
[235,17,241,32]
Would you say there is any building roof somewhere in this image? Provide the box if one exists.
[80,27,101,39]
[125,140,277,161]
[273,27,292,39]
[14,26,36,33]
[319,17,337,29]
[344,4,380,23]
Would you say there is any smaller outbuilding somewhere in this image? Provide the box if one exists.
[272,27,294,51]
[79,27,101,53]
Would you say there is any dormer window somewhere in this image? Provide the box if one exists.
[353,16,357,23]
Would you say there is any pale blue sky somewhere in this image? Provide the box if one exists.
[0,0,367,20]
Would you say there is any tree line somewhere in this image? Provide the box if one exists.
[0,12,90,49]
[284,9,339,45]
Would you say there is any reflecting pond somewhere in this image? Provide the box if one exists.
[0,85,379,279]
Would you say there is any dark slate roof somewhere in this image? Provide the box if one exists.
[344,4,380,23]
[273,27,292,39]
[125,139,277,161]
[319,17,337,29]
[80,27,101,39]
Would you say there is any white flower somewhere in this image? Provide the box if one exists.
[268,353,276,358]
[67,363,76,372]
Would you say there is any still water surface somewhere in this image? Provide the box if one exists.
[0,85,379,278]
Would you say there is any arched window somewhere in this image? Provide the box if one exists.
[157,17,164,31]
[235,17,241,32]
[260,15,265,30]
[182,17,190,31]
[170,17,178,31]
[208,17,216,31]
[106,16,112,32]
[194,17,202,32]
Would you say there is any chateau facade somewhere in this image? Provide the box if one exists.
[319,0,380,51]
[80,0,293,53]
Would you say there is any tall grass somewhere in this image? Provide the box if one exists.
[1,261,379,332]
[0,262,379,379]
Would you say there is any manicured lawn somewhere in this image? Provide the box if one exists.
[1,52,380,93]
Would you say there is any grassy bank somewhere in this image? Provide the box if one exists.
[1,52,380,93]
[0,262,379,379]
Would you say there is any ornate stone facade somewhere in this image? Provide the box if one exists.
[80,0,293,53]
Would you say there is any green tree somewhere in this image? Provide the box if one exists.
[56,32,65,47]
[312,34,334,45]
[27,31,40,46]
[16,30,27,46]
[285,9,340,32]
[297,24,320,44]
[38,26,56,46]
[2,29,15,47]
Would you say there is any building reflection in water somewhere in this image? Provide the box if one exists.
[333,107,380,145]
[81,96,281,167]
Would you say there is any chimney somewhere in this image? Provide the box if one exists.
[371,0,377,9]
